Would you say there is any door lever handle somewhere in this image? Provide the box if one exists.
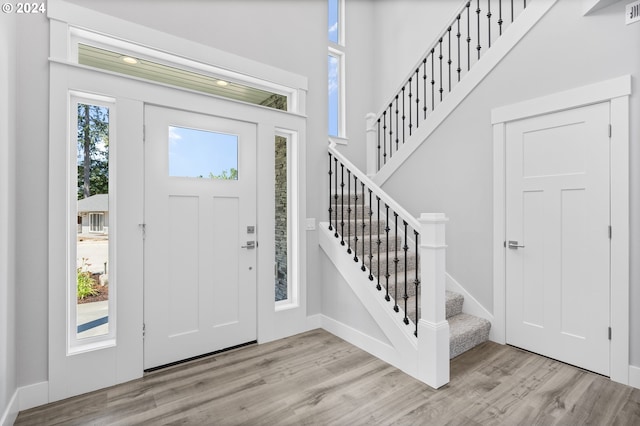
[508,240,525,250]
[241,241,256,249]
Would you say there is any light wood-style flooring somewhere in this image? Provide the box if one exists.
[15,329,640,425]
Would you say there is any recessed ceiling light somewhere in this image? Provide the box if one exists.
[216,80,229,87]
[121,56,139,65]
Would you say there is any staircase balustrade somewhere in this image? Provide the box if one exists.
[328,141,450,387]
[370,0,530,174]
[329,142,425,337]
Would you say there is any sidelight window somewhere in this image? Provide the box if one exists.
[71,96,115,349]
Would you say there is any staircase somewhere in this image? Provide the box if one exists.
[330,190,490,360]
[320,0,558,389]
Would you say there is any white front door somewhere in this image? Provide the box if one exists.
[505,102,610,376]
[144,105,257,369]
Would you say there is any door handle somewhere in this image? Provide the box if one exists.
[508,240,525,250]
[241,241,256,249]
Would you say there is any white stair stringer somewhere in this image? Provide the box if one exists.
[319,223,421,380]
[372,0,558,185]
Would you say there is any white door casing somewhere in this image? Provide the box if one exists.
[492,75,630,385]
[505,102,610,376]
[144,105,257,369]
[49,8,309,403]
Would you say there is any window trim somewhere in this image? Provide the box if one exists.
[328,0,346,139]
[68,93,117,354]
[328,47,346,139]
[275,129,300,311]
[69,27,298,114]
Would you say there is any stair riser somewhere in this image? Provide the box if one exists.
[332,193,365,204]
[330,209,372,220]
[332,220,386,237]
[345,235,400,255]
[370,253,417,274]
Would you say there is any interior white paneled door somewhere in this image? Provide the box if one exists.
[505,102,610,376]
[144,105,257,369]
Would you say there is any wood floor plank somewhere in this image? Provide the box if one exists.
[15,330,640,425]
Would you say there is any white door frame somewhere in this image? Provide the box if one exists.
[491,75,631,385]
[47,5,310,401]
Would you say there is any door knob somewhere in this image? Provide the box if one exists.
[241,241,256,249]
[508,240,525,250]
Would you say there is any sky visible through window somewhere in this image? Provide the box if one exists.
[169,126,238,179]
[328,0,339,43]
[328,55,339,137]
[328,0,340,137]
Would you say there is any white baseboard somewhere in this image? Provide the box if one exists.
[320,314,399,369]
[306,314,322,330]
[629,365,640,390]
[0,390,18,426]
[18,381,48,412]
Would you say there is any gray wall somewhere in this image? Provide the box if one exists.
[372,0,462,110]
[15,11,50,389]
[15,0,328,388]
[377,1,640,365]
[0,8,17,417]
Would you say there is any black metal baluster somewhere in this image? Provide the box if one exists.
[333,157,339,238]
[382,111,387,165]
[422,58,427,120]
[368,189,374,280]
[376,196,382,290]
[431,49,435,110]
[524,0,526,9]
[347,170,352,254]
[414,230,420,337]
[408,77,413,136]
[353,176,359,263]
[361,182,366,272]
[415,68,420,129]
[447,26,452,93]
[384,204,391,301]
[376,119,381,171]
[395,96,399,152]
[393,212,399,312]
[388,104,393,159]
[511,0,514,23]
[340,163,345,245]
[457,15,462,81]
[402,87,406,144]
[328,152,333,231]
[467,2,471,71]
[477,0,482,59]
[403,221,409,325]
[439,38,444,101]
[487,0,492,48]
[498,0,503,35]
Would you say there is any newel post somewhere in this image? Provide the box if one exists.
[417,212,450,388]
[365,112,377,177]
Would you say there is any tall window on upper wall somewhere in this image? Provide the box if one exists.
[328,0,345,138]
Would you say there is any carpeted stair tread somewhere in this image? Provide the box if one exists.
[335,219,386,236]
[332,197,492,360]
[405,290,466,322]
[448,313,491,359]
